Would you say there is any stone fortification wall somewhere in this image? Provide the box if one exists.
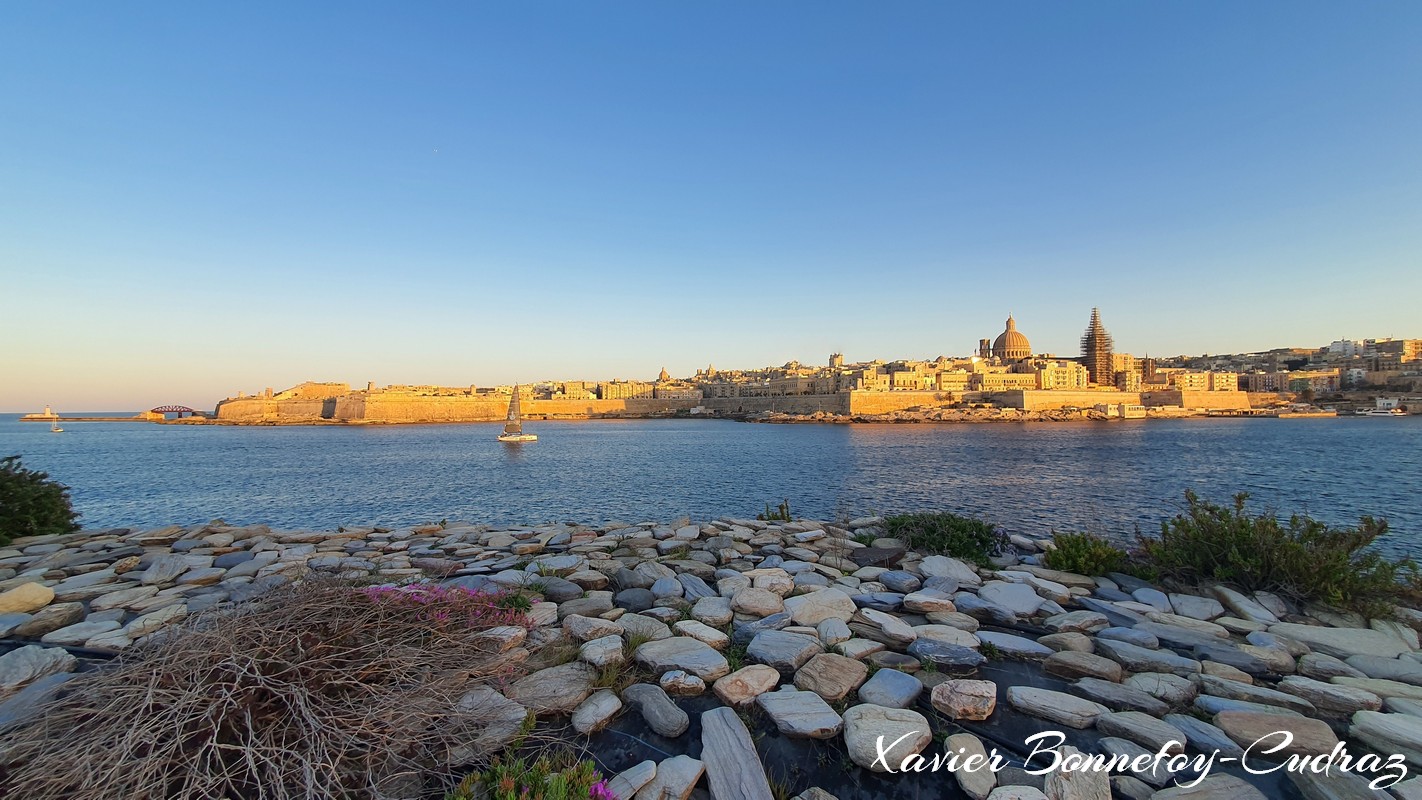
[213,397,329,421]
[216,393,701,422]
[1142,390,1252,410]
[997,390,1143,411]
[847,390,959,415]
[697,394,851,416]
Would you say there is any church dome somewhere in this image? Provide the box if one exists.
[991,316,1032,361]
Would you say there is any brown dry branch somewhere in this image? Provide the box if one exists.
[0,579,536,800]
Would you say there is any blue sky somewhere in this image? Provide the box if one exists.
[2,2,1419,410]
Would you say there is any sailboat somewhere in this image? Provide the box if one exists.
[50,413,63,433]
[496,386,537,442]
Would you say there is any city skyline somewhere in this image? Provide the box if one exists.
[3,3,1420,410]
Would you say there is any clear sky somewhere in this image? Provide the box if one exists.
[2,2,1419,411]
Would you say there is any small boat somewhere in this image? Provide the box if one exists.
[497,386,537,442]
[50,416,64,433]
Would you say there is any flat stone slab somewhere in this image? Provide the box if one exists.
[1268,622,1412,659]
[1095,710,1186,754]
[930,679,997,721]
[842,704,933,772]
[1006,686,1108,729]
[978,581,1045,616]
[1351,709,1422,769]
[713,665,781,708]
[1213,710,1339,757]
[624,683,689,738]
[976,631,1052,660]
[1068,677,1169,716]
[0,645,77,690]
[1044,651,1123,683]
[505,662,597,714]
[1151,774,1266,800]
[701,707,774,800]
[756,688,843,738]
[1094,638,1201,676]
[634,755,703,800]
[571,689,622,735]
[635,637,731,681]
[1198,674,1315,714]
[857,668,922,708]
[793,652,867,701]
[1164,713,1244,758]
[919,556,982,587]
[747,630,822,675]
[783,588,856,626]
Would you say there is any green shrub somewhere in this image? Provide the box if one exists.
[1044,533,1128,576]
[0,455,80,544]
[886,512,1005,566]
[446,755,611,800]
[1138,490,1413,615]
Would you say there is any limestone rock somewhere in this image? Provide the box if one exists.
[1005,687,1107,729]
[930,679,997,721]
[1068,677,1169,716]
[713,665,781,708]
[1042,745,1110,800]
[659,670,705,696]
[635,637,730,681]
[0,644,77,689]
[1213,710,1339,757]
[700,707,773,800]
[1276,675,1382,716]
[783,588,856,626]
[919,556,982,588]
[747,630,822,675]
[1044,651,1123,683]
[634,755,703,800]
[756,688,843,738]
[41,619,120,646]
[793,653,867,702]
[842,705,933,772]
[978,581,1045,616]
[505,662,596,714]
[1094,710,1185,754]
[857,668,922,709]
[1150,774,1265,800]
[580,635,626,668]
[11,602,85,637]
[606,761,656,800]
[0,582,54,614]
[1268,622,1412,660]
[1164,713,1244,758]
[731,587,785,617]
[1350,709,1422,768]
[946,733,996,800]
[623,683,689,738]
[571,689,622,734]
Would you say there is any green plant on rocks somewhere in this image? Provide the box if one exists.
[885,512,1005,566]
[1043,532,1128,576]
[978,641,1003,661]
[0,455,80,544]
[445,755,611,800]
[757,499,794,522]
[1139,490,1415,615]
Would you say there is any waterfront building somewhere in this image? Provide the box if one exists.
[1080,308,1114,385]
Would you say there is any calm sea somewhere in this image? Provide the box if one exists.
[2,414,1420,557]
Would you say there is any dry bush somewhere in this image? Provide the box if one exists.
[0,580,535,800]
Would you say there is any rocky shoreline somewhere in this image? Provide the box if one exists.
[4,516,1422,800]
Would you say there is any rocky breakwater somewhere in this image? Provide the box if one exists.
[3,517,1422,800]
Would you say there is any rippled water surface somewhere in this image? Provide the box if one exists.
[3,415,1420,556]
